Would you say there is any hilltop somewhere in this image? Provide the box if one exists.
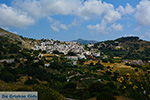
[92,36,150,60]
[0,28,40,59]
[0,28,39,49]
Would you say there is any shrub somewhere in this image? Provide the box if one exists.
[24,79,39,85]
[0,71,16,82]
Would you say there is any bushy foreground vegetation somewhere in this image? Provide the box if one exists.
[0,48,150,100]
[0,33,150,100]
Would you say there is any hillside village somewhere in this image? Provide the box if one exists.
[0,28,150,100]
[34,40,101,59]
[0,32,150,67]
[1,0,150,99]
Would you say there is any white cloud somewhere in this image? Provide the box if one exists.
[87,24,106,33]
[48,17,79,32]
[0,4,34,27]
[13,0,44,18]
[13,0,80,18]
[111,23,123,31]
[13,0,123,30]
[85,0,123,34]
[87,23,123,34]
[50,23,68,32]
[102,10,121,24]
[117,3,135,15]
[2,0,145,32]
[135,0,150,26]
[76,0,118,20]
[13,0,121,22]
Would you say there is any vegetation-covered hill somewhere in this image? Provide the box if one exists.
[0,28,40,58]
[0,28,150,100]
[93,36,150,60]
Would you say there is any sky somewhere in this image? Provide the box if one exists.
[0,0,150,41]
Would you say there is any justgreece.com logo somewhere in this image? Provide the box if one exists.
[0,92,38,100]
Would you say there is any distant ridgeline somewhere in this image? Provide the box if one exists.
[93,36,150,60]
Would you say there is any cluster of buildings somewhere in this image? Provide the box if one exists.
[35,40,85,54]
[34,40,101,59]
